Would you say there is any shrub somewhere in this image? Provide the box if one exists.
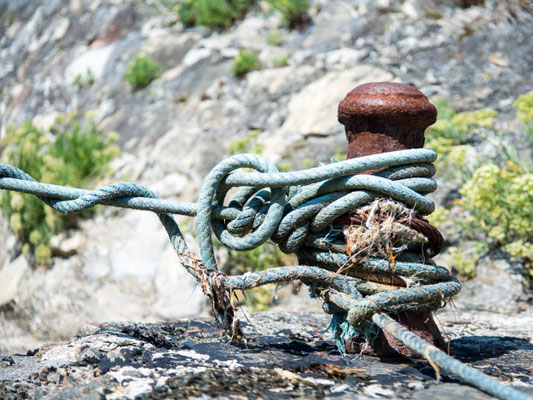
[231,50,259,77]
[447,242,487,278]
[513,90,533,138]
[124,54,161,89]
[426,100,498,185]
[177,0,254,28]
[240,284,277,312]
[1,115,119,264]
[458,163,532,264]
[428,100,497,147]
[266,0,309,26]
[426,205,450,228]
[176,0,196,25]
[333,147,347,161]
[428,96,533,279]
[223,242,296,276]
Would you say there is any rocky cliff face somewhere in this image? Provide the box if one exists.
[0,0,532,357]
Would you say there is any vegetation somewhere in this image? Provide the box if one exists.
[267,29,282,46]
[1,115,120,264]
[266,0,309,26]
[513,90,533,138]
[427,95,533,279]
[445,242,488,278]
[333,147,347,161]
[176,0,254,28]
[228,130,264,155]
[458,163,532,266]
[73,68,95,88]
[426,100,497,184]
[232,50,260,77]
[169,0,309,29]
[124,54,161,89]
[272,56,289,68]
[223,242,295,277]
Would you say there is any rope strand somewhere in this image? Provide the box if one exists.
[0,149,529,400]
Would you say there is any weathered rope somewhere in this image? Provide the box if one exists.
[0,149,529,400]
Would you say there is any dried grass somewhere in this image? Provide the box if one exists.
[344,199,427,264]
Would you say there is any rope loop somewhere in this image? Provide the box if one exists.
[1,149,529,400]
[192,150,440,271]
[196,153,286,270]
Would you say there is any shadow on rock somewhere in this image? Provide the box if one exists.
[451,335,533,361]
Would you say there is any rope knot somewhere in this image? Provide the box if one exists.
[2,147,529,400]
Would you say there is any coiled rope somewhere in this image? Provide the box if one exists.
[0,149,529,400]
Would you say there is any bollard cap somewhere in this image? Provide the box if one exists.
[338,82,437,129]
[338,82,437,158]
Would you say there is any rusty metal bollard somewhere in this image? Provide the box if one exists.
[337,82,445,357]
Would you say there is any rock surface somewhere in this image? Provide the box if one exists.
[0,310,531,399]
[456,257,527,312]
[0,0,532,373]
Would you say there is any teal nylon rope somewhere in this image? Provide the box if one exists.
[0,148,529,400]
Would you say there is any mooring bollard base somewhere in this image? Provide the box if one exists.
[345,311,446,357]
[335,81,444,358]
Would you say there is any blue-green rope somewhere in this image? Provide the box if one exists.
[0,149,529,400]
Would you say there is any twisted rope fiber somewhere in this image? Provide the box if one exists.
[0,149,528,400]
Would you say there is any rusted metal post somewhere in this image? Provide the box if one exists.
[337,82,445,357]
[338,82,437,158]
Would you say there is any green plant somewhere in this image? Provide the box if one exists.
[513,90,533,138]
[232,49,259,77]
[427,95,533,279]
[266,0,309,26]
[174,0,195,25]
[302,158,313,169]
[267,29,282,46]
[447,241,488,278]
[124,54,161,89]
[428,100,497,146]
[426,99,498,184]
[333,147,347,161]
[73,68,95,88]
[240,284,277,311]
[276,161,291,172]
[457,163,532,264]
[426,206,450,228]
[177,0,254,28]
[1,115,119,264]
[272,56,289,67]
[223,242,296,275]
[229,130,264,155]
